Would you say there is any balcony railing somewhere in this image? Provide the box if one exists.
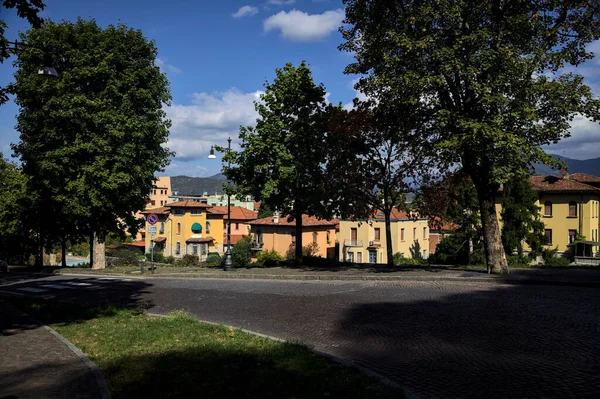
[344,239,363,247]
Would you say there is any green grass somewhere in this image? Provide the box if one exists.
[7,297,402,399]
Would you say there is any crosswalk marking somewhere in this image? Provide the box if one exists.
[16,287,47,293]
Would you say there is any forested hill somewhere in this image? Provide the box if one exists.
[171,174,227,195]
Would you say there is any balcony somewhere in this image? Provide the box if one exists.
[344,239,363,247]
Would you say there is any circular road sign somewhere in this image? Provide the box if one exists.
[147,214,158,225]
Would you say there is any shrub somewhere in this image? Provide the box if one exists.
[393,252,424,266]
[285,242,320,261]
[205,252,222,267]
[506,254,530,268]
[165,255,176,265]
[176,254,201,267]
[256,249,283,267]
[112,248,142,266]
[232,236,252,268]
[146,252,165,263]
[544,255,571,267]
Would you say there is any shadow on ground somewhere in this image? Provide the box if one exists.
[334,282,600,398]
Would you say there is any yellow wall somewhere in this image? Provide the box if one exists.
[144,208,224,260]
[149,176,171,208]
[338,218,430,264]
[496,193,600,253]
[250,225,336,258]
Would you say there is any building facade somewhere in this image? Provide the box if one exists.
[141,200,224,261]
[495,173,600,255]
[248,214,338,259]
[210,206,258,250]
[339,209,430,264]
[169,193,256,210]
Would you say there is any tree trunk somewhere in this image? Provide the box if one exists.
[294,207,303,266]
[92,231,106,270]
[384,208,394,267]
[478,190,509,274]
[38,227,44,267]
[89,234,94,268]
[61,235,67,267]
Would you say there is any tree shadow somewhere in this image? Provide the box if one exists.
[333,283,600,398]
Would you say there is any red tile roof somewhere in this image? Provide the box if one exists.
[168,200,212,208]
[140,206,170,215]
[249,214,338,227]
[210,206,258,220]
[569,173,600,184]
[529,175,600,193]
[372,208,411,219]
[125,241,146,248]
[228,235,247,245]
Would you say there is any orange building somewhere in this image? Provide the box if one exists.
[210,206,258,249]
[249,214,338,259]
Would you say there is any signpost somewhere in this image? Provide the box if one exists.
[147,214,158,265]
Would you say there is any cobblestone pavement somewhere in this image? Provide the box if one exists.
[1,275,600,398]
[0,300,102,399]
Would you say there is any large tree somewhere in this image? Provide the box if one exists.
[12,19,172,269]
[340,0,600,273]
[223,62,333,265]
[327,102,426,266]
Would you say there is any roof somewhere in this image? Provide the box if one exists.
[569,173,600,184]
[141,206,170,215]
[529,175,600,193]
[249,214,339,227]
[124,241,146,248]
[154,237,166,243]
[210,206,257,220]
[373,208,410,219]
[428,217,459,231]
[186,236,214,243]
[229,235,247,245]
[168,200,212,208]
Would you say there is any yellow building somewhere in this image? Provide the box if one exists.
[339,209,430,264]
[141,200,224,261]
[248,214,338,259]
[495,174,600,256]
[148,176,171,208]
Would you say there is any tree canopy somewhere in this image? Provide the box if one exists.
[223,61,334,263]
[340,0,600,273]
[12,19,172,268]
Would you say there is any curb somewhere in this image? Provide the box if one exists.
[3,302,112,399]
[53,270,600,288]
[147,312,418,399]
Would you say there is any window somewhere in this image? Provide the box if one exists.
[176,242,181,255]
[423,227,427,239]
[327,231,331,244]
[177,223,181,235]
[423,250,427,259]
[347,252,354,262]
[257,231,263,244]
[568,201,577,217]
[569,230,577,244]
[544,201,552,217]
[313,232,318,244]
[173,209,184,216]
[351,228,358,245]
[413,227,417,241]
[159,222,165,234]
[357,252,362,263]
[374,228,380,241]
[192,244,198,255]
[191,209,201,215]
[151,200,156,206]
[201,244,207,256]
[235,223,239,230]
[401,228,405,241]
[291,232,296,244]
[544,229,552,245]
[153,189,156,195]
[206,221,210,234]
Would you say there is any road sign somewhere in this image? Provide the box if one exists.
[148,226,157,234]
[147,214,158,225]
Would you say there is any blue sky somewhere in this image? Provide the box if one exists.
[1,0,599,177]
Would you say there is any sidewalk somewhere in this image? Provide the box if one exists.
[41,264,600,288]
[0,299,109,399]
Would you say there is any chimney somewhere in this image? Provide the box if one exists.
[273,210,279,224]
[560,168,569,179]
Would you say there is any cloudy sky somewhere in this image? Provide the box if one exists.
[0,0,599,177]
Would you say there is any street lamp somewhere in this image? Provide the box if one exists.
[208,138,233,270]
[5,40,58,77]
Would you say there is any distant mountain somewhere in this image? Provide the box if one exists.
[171,175,227,195]
[534,155,600,176]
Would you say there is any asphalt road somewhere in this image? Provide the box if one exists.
[1,273,599,398]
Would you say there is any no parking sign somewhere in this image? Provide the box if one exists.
[147,214,158,225]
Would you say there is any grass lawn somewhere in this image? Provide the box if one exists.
[8,297,403,399]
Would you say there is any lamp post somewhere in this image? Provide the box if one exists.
[209,137,233,271]
[5,40,59,77]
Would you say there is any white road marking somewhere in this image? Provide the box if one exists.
[0,289,24,296]
[39,284,73,290]
[64,282,93,286]
[16,287,47,293]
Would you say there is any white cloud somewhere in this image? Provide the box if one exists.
[164,89,263,162]
[343,78,369,110]
[268,0,295,5]
[232,5,259,18]
[544,114,600,160]
[263,9,344,41]
[164,161,210,178]
[155,58,182,74]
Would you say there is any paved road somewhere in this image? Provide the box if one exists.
[1,274,599,398]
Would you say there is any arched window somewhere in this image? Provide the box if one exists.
[544,201,552,217]
[177,223,181,235]
[569,201,577,217]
